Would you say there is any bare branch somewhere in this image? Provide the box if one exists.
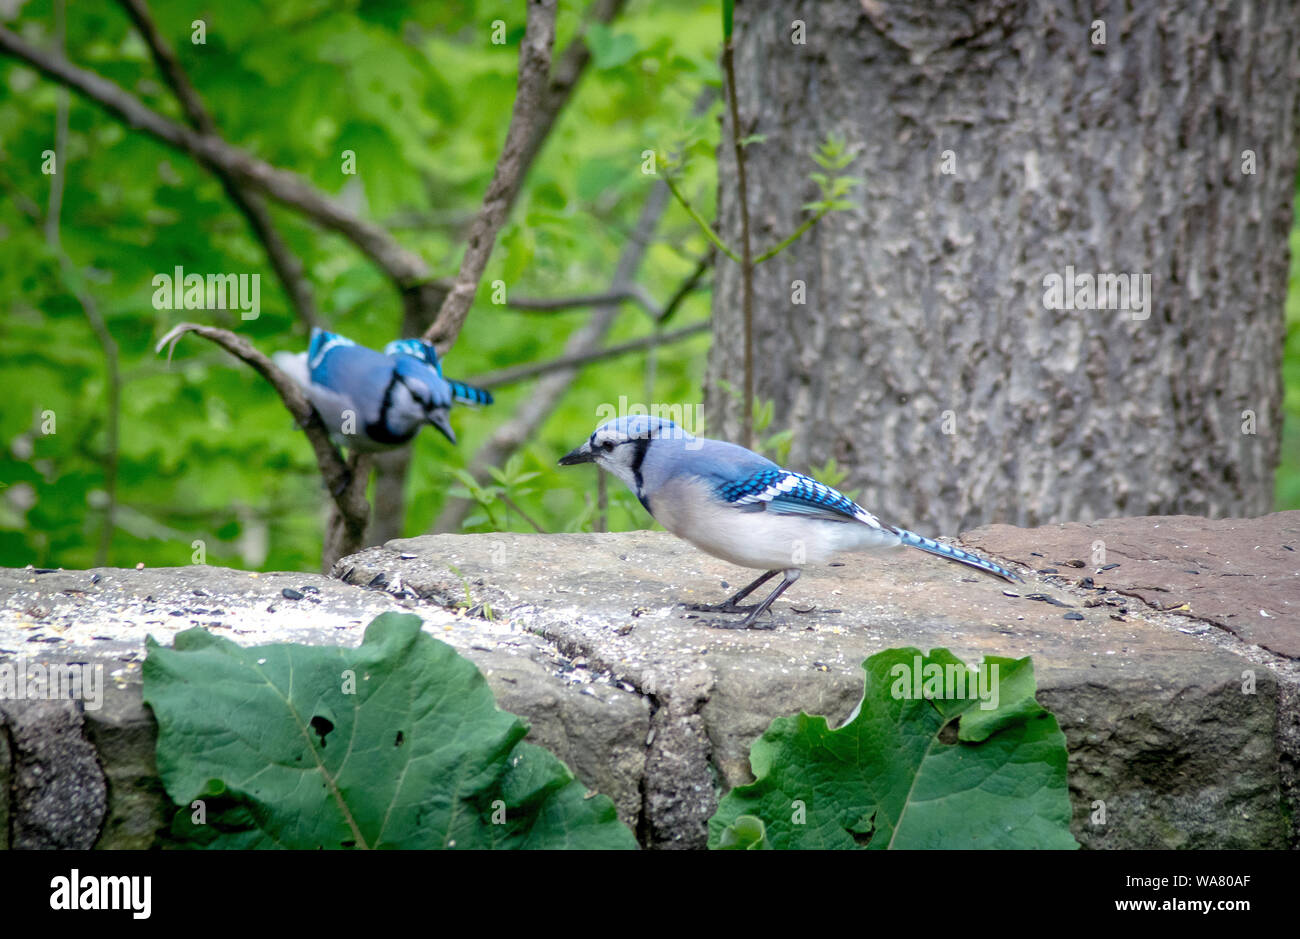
[468,321,709,389]
[433,87,716,532]
[514,0,628,175]
[434,180,672,532]
[423,0,558,350]
[0,24,430,288]
[154,324,369,567]
[504,284,663,317]
[115,0,214,134]
[115,0,321,328]
[369,0,625,544]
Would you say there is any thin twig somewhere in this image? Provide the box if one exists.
[596,472,608,533]
[662,172,740,263]
[755,208,829,263]
[499,492,546,534]
[722,29,755,449]
[656,248,714,325]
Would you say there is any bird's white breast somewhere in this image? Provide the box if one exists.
[648,476,899,571]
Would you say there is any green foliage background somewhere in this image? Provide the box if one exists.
[1,0,1298,572]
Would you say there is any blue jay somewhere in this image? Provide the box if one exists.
[559,415,1020,629]
[273,328,492,452]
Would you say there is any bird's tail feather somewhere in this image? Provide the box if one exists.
[271,350,310,389]
[448,380,493,407]
[894,528,1021,582]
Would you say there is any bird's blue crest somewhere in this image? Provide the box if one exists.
[592,414,691,443]
[384,338,443,376]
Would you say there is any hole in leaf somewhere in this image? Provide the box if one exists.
[938,719,960,745]
[395,730,405,747]
[849,810,876,846]
[310,715,335,747]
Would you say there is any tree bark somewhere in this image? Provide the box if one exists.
[709,0,1300,532]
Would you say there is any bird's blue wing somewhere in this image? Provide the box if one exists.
[716,469,886,529]
[307,332,392,395]
[307,329,356,372]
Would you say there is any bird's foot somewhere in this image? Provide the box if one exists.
[701,616,777,631]
[681,600,759,614]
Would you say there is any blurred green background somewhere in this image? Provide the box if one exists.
[1,0,1298,573]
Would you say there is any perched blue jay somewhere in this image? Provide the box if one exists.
[273,328,492,452]
[559,415,1020,629]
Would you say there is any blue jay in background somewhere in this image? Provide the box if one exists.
[559,415,1020,629]
[273,328,492,452]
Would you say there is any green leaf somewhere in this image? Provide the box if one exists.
[708,648,1078,849]
[716,814,771,850]
[586,23,639,71]
[144,614,637,849]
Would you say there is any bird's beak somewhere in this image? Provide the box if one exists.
[428,410,456,444]
[558,443,593,466]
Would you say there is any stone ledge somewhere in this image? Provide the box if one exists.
[0,513,1296,849]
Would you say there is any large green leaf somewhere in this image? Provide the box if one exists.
[709,648,1078,849]
[144,612,637,849]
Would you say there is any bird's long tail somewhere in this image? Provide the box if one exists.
[448,380,494,407]
[893,528,1021,583]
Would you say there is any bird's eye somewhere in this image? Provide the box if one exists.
[600,440,615,453]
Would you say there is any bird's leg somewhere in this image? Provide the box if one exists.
[709,570,802,630]
[683,570,779,614]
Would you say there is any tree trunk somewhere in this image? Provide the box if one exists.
[708,0,1300,533]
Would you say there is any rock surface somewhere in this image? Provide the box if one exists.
[964,513,1300,658]
[0,513,1296,849]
